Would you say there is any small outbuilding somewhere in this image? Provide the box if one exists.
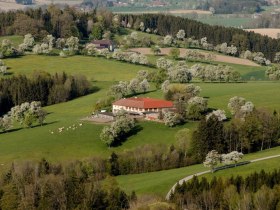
[91,40,115,52]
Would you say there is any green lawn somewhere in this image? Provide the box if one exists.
[0,55,192,167]
[202,157,280,181]
[143,81,280,112]
[1,55,279,166]
[0,35,23,46]
[0,51,279,179]
[116,146,280,196]
[3,55,154,82]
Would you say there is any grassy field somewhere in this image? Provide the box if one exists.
[0,55,194,167]
[143,82,280,112]
[0,48,280,201]
[1,54,280,167]
[0,35,23,46]
[116,146,280,196]
[3,55,154,81]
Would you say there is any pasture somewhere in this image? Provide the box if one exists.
[0,55,190,167]
[0,35,23,46]
[143,82,280,112]
[0,54,280,167]
[116,147,280,196]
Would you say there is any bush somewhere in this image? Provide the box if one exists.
[100,115,136,147]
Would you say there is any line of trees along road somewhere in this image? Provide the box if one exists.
[120,14,280,60]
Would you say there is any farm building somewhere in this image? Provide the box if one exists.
[91,40,115,51]
[112,97,173,115]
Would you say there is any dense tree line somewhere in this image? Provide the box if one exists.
[108,143,197,175]
[191,109,280,162]
[120,14,280,60]
[170,169,280,210]
[252,12,280,28]
[0,6,115,39]
[1,7,279,60]
[0,159,132,210]
[0,71,91,116]
[209,0,266,14]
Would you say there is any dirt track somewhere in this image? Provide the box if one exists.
[130,48,260,67]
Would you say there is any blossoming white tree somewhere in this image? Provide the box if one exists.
[0,115,12,132]
[161,80,170,93]
[163,35,173,46]
[0,59,7,75]
[203,150,221,173]
[206,110,227,121]
[176,29,186,40]
[66,36,79,54]
[222,151,243,166]
[19,34,35,51]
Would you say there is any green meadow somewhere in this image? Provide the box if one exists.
[0,54,280,168]
[0,35,23,46]
[116,147,280,196]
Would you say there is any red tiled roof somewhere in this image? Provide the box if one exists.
[113,97,173,109]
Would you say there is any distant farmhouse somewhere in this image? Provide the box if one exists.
[91,40,115,52]
[112,97,173,115]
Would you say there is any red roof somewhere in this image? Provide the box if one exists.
[113,97,173,109]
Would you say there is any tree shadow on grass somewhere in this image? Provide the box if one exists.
[111,125,143,147]
[3,72,13,76]
[31,121,59,129]
[89,86,100,94]
[2,127,23,134]
[126,89,157,98]
[0,121,59,135]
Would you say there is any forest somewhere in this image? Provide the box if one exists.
[170,169,280,209]
[0,159,133,209]
[0,7,280,60]
[120,13,280,60]
[0,71,91,116]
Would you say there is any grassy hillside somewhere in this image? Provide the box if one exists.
[116,146,280,196]
[1,54,280,166]
[0,55,194,167]
[202,157,280,181]
[0,35,23,46]
[3,55,154,81]
[143,82,280,112]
